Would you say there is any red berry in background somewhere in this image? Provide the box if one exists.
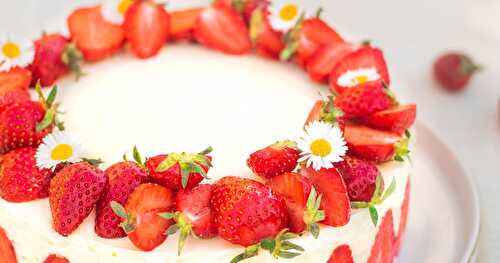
[433,52,480,91]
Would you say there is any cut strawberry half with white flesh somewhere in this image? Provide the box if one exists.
[329,46,390,95]
[306,42,359,83]
[361,104,417,135]
[344,124,408,163]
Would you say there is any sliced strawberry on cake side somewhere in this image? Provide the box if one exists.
[170,8,203,41]
[42,255,70,263]
[301,167,350,227]
[0,226,17,263]
[145,147,212,191]
[327,244,354,263]
[267,172,325,237]
[367,210,395,263]
[123,0,170,59]
[67,6,125,62]
[344,124,410,163]
[249,7,285,59]
[159,184,217,254]
[49,162,107,236]
[393,180,411,257]
[361,104,417,135]
[95,156,148,238]
[0,147,53,202]
[329,46,390,95]
[112,183,175,251]
[194,4,252,55]
[306,42,359,83]
[247,140,299,179]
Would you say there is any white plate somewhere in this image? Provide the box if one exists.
[398,124,480,263]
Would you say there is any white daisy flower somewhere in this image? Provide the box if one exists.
[268,0,313,32]
[336,67,381,88]
[297,121,348,171]
[0,35,35,72]
[101,0,134,25]
[36,131,84,169]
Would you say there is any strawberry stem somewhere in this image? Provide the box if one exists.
[62,43,84,80]
[303,187,325,238]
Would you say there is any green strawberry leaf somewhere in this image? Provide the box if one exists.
[351,201,370,209]
[371,174,384,203]
[111,201,136,234]
[381,177,397,202]
[249,8,263,45]
[230,244,260,263]
[369,206,379,226]
[62,43,84,80]
[303,187,325,238]
[110,201,127,219]
[133,146,143,165]
[156,154,179,172]
[36,108,56,132]
[166,224,179,236]
[45,86,58,108]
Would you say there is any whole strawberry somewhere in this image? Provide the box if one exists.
[0,147,53,202]
[42,255,70,263]
[28,33,82,86]
[145,147,212,191]
[334,156,381,202]
[0,88,30,114]
[95,161,148,238]
[433,52,480,91]
[211,176,288,246]
[0,86,59,154]
[334,81,392,119]
[49,162,107,236]
[247,140,299,179]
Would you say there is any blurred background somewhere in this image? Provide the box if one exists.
[1,0,499,262]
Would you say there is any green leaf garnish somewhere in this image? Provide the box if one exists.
[303,187,325,238]
[249,8,263,45]
[110,201,136,234]
[369,206,379,226]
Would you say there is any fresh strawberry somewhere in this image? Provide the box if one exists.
[327,244,354,263]
[344,124,409,163]
[0,88,30,113]
[215,0,266,21]
[249,8,284,59]
[367,210,394,263]
[159,184,217,254]
[304,97,345,129]
[281,17,344,67]
[433,52,480,91]
[194,5,252,55]
[267,172,325,237]
[334,81,392,119]
[301,167,350,227]
[306,42,358,83]
[362,104,416,135]
[211,176,288,246]
[329,47,390,94]
[28,33,82,87]
[334,155,381,202]
[145,147,212,191]
[123,0,170,59]
[68,6,125,62]
[0,147,53,202]
[0,67,31,91]
[394,180,410,256]
[247,140,299,179]
[95,161,148,238]
[170,8,203,41]
[0,226,17,263]
[49,162,107,236]
[112,183,175,251]
[42,255,70,263]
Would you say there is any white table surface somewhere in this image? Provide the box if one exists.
[1,0,499,262]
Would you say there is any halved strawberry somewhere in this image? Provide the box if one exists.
[344,124,409,163]
[42,255,70,263]
[281,17,344,67]
[249,8,284,59]
[329,47,390,94]
[335,155,381,202]
[304,97,345,129]
[301,167,350,227]
[0,67,31,91]
[334,81,392,119]
[361,104,417,135]
[68,6,125,62]
[159,184,217,254]
[247,140,299,179]
[394,180,410,256]
[327,244,354,263]
[0,226,17,263]
[194,5,252,55]
[306,42,358,83]
[267,172,324,237]
[123,0,170,59]
[169,8,203,41]
[112,183,174,251]
[367,210,394,263]
[215,0,266,22]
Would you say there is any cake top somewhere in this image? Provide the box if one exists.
[0,0,416,262]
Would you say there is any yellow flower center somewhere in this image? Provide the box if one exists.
[310,139,332,157]
[354,75,369,85]
[279,4,299,22]
[117,0,133,15]
[2,42,21,59]
[51,144,73,161]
